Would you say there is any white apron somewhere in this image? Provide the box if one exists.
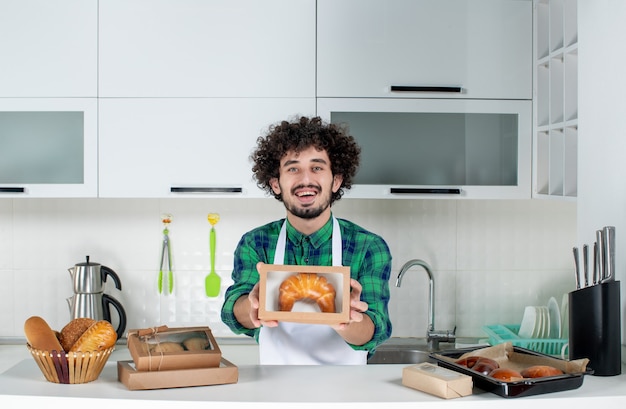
[258,217,367,365]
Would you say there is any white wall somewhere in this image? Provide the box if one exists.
[578,1,626,342]
[0,197,576,341]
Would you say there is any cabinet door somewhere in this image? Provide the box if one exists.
[317,0,532,99]
[0,98,98,197]
[318,98,532,199]
[98,98,316,198]
[99,0,315,98]
[0,0,97,97]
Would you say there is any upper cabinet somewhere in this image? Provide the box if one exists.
[98,98,315,198]
[317,0,532,100]
[99,0,315,98]
[533,0,578,199]
[0,98,98,197]
[97,0,316,197]
[0,0,97,97]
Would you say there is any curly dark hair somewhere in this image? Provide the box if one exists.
[251,116,361,204]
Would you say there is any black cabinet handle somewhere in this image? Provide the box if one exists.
[391,85,463,93]
[390,188,461,195]
[0,187,25,193]
[170,187,243,193]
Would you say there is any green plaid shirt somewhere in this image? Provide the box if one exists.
[221,215,392,353]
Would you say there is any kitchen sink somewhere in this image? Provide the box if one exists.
[367,337,487,365]
[367,347,433,364]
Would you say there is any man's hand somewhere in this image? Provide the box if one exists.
[247,281,278,328]
[332,278,374,346]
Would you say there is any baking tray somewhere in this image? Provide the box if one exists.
[430,346,592,398]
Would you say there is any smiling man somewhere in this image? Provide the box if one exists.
[221,116,392,365]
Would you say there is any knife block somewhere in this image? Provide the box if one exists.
[568,280,621,376]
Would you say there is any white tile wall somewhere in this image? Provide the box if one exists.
[0,198,576,340]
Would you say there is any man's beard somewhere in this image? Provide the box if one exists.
[282,184,332,220]
[284,201,327,219]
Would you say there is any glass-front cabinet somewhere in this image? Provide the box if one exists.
[317,98,531,199]
[0,98,97,197]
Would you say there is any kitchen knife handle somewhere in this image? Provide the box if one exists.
[391,85,463,93]
[573,247,581,289]
[596,230,605,280]
[582,244,589,287]
[602,226,616,282]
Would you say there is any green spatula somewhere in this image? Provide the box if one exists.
[205,213,221,297]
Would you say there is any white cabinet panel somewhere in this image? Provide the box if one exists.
[0,0,97,97]
[99,0,315,98]
[317,0,532,100]
[0,98,98,197]
[318,98,532,199]
[99,98,316,198]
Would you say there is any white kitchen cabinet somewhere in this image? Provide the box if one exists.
[0,0,97,97]
[98,98,316,198]
[533,0,578,199]
[0,98,98,197]
[318,98,532,199]
[99,0,315,98]
[317,0,532,100]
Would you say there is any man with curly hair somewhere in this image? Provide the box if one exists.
[221,116,392,364]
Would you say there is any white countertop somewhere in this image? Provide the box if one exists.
[1,344,625,409]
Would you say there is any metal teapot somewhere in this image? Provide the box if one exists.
[66,256,127,339]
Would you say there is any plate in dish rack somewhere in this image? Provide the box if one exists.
[548,297,561,339]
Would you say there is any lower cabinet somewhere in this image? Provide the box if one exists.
[98,98,316,198]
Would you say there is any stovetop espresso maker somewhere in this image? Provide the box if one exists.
[67,256,127,339]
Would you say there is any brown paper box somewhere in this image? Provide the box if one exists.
[127,326,222,371]
[117,358,238,390]
[402,362,473,399]
[258,264,350,325]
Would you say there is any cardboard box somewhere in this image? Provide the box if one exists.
[127,326,222,371]
[402,362,473,399]
[258,264,350,325]
[118,358,238,390]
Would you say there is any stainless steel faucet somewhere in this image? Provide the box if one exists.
[396,259,456,351]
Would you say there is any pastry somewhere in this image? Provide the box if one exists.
[278,272,336,313]
[521,365,563,378]
[59,318,96,352]
[183,336,210,351]
[69,320,117,352]
[150,342,185,353]
[24,316,64,352]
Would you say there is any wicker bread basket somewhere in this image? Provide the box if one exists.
[27,344,114,384]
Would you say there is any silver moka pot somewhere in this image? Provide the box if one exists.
[67,256,127,339]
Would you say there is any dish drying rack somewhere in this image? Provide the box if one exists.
[482,324,568,356]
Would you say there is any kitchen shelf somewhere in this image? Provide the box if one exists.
[533,0,578,200]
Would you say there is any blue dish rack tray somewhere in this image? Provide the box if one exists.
[482,324,568,356]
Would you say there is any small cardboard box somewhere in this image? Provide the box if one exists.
[258,264,350,325]
[402,362,473,399]
[118,358,238,390]
[127,326,222,371]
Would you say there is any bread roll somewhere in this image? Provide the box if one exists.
[150,342,185,353]
[59,318,96,352]
[24,316,64,352]
[70,320,117,352]
[520,365,563,378]
[471,357,499,375]
[488,368,523,382]
[183,336,209,351]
